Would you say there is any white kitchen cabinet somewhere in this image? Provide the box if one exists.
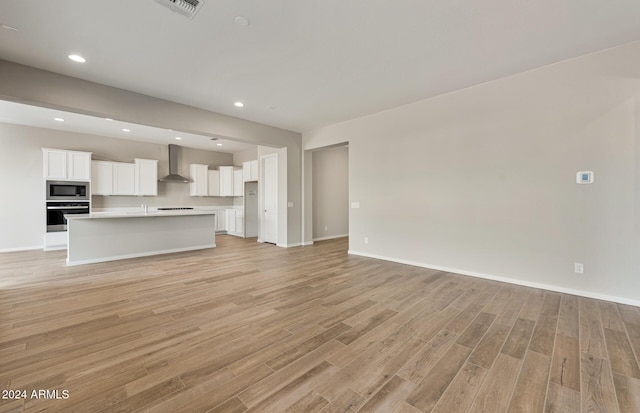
[243,160,258,182]
[43,148,67,180]
[134,159,158,196]
[190,165,242,197]
[208,170,220,196]
[92,159,157,197]
[225,209,244,236]
[219,166,234,197]
[226,209,236,233]
[68,151,92,181]
[91,161,114,195]
[233,169,243,196]
[112,163,135,195]
[235,209,244,235]
[43,148,92,181]
[189,164,208,196]
[215,210,226,232]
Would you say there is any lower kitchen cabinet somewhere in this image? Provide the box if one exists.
[225,209,243,236]
[235,209,244,235]
[215,210,226,232]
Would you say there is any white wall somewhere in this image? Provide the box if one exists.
[312,145,349,240]
[303,41,640,305]
[0,123,236,251]
[233,147,258,165]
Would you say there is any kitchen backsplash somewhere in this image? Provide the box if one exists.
[91,182,236,208]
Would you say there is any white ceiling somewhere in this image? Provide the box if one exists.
[0,100,256,153]
[1,0,640,134]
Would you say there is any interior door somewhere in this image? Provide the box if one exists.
[262,154,278,244]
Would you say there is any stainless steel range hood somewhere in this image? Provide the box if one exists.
[159,144,192,182]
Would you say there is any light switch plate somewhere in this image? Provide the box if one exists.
[351,202,360,209]
[287,202,294,208]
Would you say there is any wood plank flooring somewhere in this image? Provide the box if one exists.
[0,235,639,412]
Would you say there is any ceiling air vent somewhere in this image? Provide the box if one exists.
[154,0,204,19]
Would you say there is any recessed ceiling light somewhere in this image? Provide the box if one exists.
[68,54,86,63]
[54,117,65,122]
[105,118,113,121]
[235,16,250,26]
[217,143,223,146]
[234,101,244,108]
[122,128,131,132]
[175,137,182,140]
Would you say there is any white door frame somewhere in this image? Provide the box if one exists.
[259,153,278,244]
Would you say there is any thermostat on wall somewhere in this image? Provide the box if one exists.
[576,171,594,184]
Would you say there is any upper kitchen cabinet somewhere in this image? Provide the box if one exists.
[134,159,158,196]
[43,148,92,181]
[91,161,113,195]
[112,162,135,195]
[92,159,158,196]
[208,169,220,197]
[233,169,243,196]
[190,164,243,197]
[218,166,234,197]
[189,164,208,196]
[243,160,258,182]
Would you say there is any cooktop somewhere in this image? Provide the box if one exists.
[157,207,195,211]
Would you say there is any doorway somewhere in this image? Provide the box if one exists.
[261,153,278,244]
[311,144,349,242]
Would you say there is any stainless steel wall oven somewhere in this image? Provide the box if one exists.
[46,202,90,232]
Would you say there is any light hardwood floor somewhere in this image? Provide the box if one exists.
[1,235,639,412]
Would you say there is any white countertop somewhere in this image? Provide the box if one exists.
[66,210,217,220]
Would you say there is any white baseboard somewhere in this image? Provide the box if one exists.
[313,234,348,242]
[347,250,640,308]
[67,244,216,266]
[44,245,67,251]
[0,245,44,253]
[302,241,314,246]
[277,242,304,248]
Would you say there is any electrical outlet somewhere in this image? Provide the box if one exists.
[364,237,369,245]
[574,263,584,274]
[324,226,328,231]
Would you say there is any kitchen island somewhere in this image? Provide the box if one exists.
[65,210,216,266]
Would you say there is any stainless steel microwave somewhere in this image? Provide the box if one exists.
[46,181,90,200]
